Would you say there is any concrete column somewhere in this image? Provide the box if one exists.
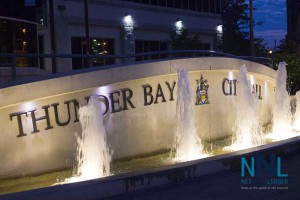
[123,15,135,63]
[53,0,72,72]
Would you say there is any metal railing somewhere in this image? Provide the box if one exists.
[0,50,273,82]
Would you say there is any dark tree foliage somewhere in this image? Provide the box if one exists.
[221,0,267,56]
[169,28,202,50]
[274,39,300,94]
[221,0,250,55]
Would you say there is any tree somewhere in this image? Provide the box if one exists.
[274,39,300,94]
[221,0,267,56]
[169,28,203,50]
[221,0,250,55]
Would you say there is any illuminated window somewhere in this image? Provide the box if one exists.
[71,37,114,70]
[0,19,38,68]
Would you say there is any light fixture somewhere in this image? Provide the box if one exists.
[123,14,134,33]
[217,24,223,33]
[175,20,183,29]
[175,19,184,35]
[124,15,133,25]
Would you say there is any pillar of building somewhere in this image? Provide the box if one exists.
[123,15,135,63]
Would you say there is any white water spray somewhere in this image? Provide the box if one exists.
[225,65,264,151]
[171,69,205,161]
[293,91,300,131]
[62,95,111,183]
[268,62,293,140]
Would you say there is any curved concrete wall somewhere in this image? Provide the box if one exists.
[0,57,276,178]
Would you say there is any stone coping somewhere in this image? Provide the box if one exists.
[0,57,275,108]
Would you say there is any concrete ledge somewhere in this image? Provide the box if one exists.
[2,136,300,200]
[0,57,275,107]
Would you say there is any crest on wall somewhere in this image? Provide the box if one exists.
[195,75,209,105]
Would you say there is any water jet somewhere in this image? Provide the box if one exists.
[0,57,298,197]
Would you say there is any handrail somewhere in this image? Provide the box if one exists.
[0,50,273,82]
[0,50,237,58]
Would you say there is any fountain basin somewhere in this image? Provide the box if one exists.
[1,136,300,200]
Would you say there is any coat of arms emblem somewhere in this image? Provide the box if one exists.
[196,75,209,105]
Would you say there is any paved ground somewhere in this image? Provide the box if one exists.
[103,154,300,200]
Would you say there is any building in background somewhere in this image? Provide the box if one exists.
[0,0,222,82]
[287,0,300,56]
[0,0,46,82]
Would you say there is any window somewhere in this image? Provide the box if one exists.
[150,0,157,5]
[71,37,114,70]
[197,0,203,12]
[91,38,114,66]
[135,40,168,61]
[166,0,174,7]
[189,0,196,11]
[158,0,167,6]
[174,0,181,9]
[193,43,211,56]
[0,19,38,68]
[0,0,46,25]
[203,0,209,12]
[216,0,221,14]
[202,43,211,50]
[120,0,221,14]
[210,0,216,13]
[38,35,44,69]
[0,19,12,67]
[182,0,188,9]
[71,38,84,70]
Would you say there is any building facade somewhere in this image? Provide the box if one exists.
[0,0,222,81]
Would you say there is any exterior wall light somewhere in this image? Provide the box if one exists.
[217,24,223,34]
[122,14,135,59]
[123,14,134,34]
[175,20,184,35]
[216,24,223,51]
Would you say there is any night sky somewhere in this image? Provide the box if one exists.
[254,0,287,49]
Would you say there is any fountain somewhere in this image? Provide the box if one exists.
[171,68,205,161]
[268,62,293,140]
[226,65,265,150]
[1,57,299,197]
[63,96,112,183]
[293,91,300,131]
